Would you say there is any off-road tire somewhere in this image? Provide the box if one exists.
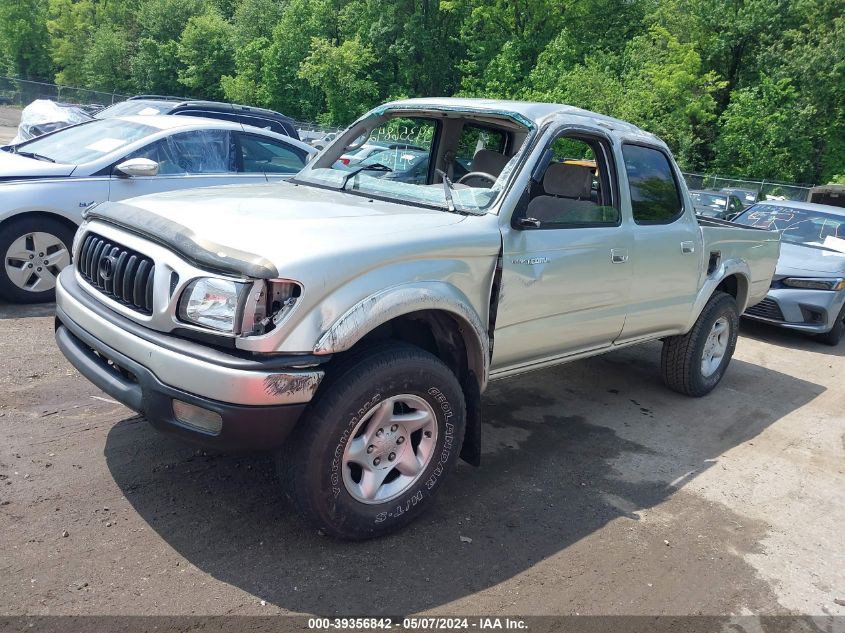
[814,303,845,346]
[277,342,466,540]
[661,291,739,397]
[0,216,75,303]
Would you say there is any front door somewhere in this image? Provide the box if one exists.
[492,130,633,372]
[108,129,267,201]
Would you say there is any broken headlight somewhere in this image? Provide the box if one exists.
[178,277,249,333]
[241,280,302,336]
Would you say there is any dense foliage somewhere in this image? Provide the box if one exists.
[1,0,843,183]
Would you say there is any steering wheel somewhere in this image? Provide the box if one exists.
[456,171,497,187]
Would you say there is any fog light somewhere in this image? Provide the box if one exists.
[172,400,223,435]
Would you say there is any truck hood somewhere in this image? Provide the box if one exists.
[775,241,845,277]
[87,181,480,278]
[0,149,76,178]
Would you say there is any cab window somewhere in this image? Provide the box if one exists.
[622,144,683,224]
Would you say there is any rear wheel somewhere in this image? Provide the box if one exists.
[814,304,845,346]
[0,216,74,303]
[661,291,739,397]
[278,343,466,540]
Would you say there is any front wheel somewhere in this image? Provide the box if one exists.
[661,291,739,397]
[814,303,845,346]
[0,216,74,303]
[277,343,466,539]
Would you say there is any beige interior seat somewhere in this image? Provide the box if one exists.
[469,149,510,177]
[527,163,606,224]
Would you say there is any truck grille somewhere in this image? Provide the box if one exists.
[745,297,784,321]
[77,233,155,314]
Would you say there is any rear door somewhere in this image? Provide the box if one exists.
[616,144,703,340]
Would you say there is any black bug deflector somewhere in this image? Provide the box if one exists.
[84,202,279,279]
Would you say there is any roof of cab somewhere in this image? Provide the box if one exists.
[380,97,661,143]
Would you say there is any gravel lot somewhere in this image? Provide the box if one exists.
[0,299,843,618]
[0,106,21,144]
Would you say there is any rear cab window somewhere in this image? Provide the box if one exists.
[622,144,684,224]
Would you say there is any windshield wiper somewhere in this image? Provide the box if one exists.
[14,150,55,163]
[340,162,392,189]
[436,169,456,213]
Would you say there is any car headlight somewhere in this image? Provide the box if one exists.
[782,277,845,291]
[178,278,249,333]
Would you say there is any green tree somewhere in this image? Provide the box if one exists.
[82,25,134,93]
[0,0,53,79]
[712,76,816,182]
[259,0,335,119]
[221,37,270,106]
[47,0,95,86]
[299,36,378,125]
[177,10,235,100]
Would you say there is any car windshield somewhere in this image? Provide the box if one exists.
[296,112,529,214]
[732,203,845,249]
[95,100,172,118]
[691,192,727,209]
[14,119,157,164]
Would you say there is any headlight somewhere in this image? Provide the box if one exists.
[782,277,845,291]
[178,278,249,333]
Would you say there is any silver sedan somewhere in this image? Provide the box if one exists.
[0,115,315,303]
[733,200,845,345]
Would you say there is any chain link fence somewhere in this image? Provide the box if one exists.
[0,76,127,110]
[682,172,813,203]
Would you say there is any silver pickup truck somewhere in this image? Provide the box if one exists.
[54,98,780,539]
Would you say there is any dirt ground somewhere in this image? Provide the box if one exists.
[0,300,843,619]
[0,106,21,144]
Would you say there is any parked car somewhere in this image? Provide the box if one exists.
[720,187,761,208]
[95,96,300,140]
[0,115,315,303]
[734,200,845,344]
[807,184,845,210]
[54,97,780,539]
[337,142,423,166]
[690,190,745,219]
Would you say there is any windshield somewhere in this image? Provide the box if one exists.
[733,203,845,248]
[15,119,157,164]
[95,100,172,118]
[296,112,530,214]
[691,192,727,209]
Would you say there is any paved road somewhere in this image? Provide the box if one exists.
[0,301,843,617]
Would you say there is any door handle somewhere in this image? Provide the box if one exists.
[610,248,628,264]
[681,241,695,254]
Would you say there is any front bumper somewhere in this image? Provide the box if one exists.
[743,287,845,334]
[55,268,325,450]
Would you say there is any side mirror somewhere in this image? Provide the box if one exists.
[725,212,738,222]
[115,158,159,178]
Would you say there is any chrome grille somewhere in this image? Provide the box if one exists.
[745,297,784,321]
[77,233,155,314]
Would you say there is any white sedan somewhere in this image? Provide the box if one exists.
[0,115,315,303]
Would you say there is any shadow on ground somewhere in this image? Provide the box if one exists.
[104,344,823,615]
[740,318,845,357]
[0,301,54,320]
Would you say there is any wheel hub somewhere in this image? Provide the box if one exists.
[4,231,70,293]
[701,316,730,378]
[341,394,438,505]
